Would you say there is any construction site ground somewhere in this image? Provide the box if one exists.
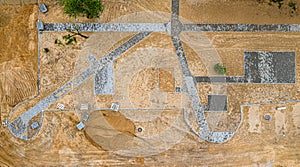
[0,0,299,166]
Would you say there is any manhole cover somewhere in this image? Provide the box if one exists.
[137,127,143,132]
[264,114,271,121]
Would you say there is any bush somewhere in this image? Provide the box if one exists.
[214,63,226,75]
[60,0,104,19]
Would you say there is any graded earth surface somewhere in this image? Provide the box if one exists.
[0,0,299,166]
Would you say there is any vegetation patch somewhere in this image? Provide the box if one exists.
[60,0,104,19]
[55,25,89,46]
[214,63,226,75]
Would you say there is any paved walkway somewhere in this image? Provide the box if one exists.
[44,23,166,32]
[195,76,245,83]
[183,23,300,32]
[169,0,235,143]
[43,23,300,33]
[9,0,300,142]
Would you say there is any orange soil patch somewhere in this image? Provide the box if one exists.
[85,110,135,151]
[159,68,175,92]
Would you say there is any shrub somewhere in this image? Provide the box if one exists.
[214,63,226,75]
[54,39,64,46]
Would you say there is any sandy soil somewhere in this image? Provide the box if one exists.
[1,0,300,166]
[85,110,136,152]
[181,0,300,24]
[39,0,171,23]
[0,5,38,122]
[194,31,300,133]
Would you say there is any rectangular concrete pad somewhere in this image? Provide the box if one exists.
[208,95,228,111]
[194,76,226,83]
[94,62,114,95]
[195,76,245,83]
[244,51,295,83]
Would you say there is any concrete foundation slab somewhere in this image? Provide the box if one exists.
[208,95,228,111]
[244,51,295,84]
[94,62,114,95]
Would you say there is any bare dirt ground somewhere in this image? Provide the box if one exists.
[39,0,171,23]
[0,0,300,166]
[0,4,38,124]
[181,0,300,24]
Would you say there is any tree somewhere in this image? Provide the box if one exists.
[214,63,226,75]
[66,24,89,39]
[60,0,104,19]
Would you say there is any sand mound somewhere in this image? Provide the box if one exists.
[85,111,136,151]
